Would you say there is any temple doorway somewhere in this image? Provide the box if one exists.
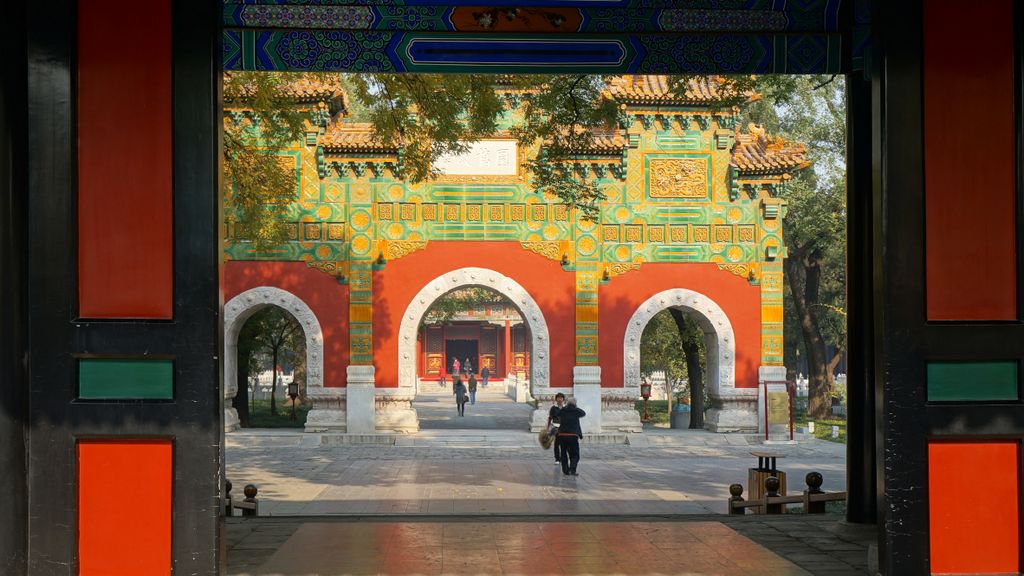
[444,339,477,379]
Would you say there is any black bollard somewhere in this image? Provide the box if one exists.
[805,472,826,514]
[764,476,783,514]
[728,483,746,515]
[225,479,233,516]
[242,484,259,517]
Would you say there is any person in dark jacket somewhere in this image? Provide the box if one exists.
[468,373,478,404]
[547,393,566,464]
[555,398,586,475]
[454,380,468,417]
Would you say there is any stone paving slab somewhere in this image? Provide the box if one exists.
[227,428,845,518]
[226,517,876,575]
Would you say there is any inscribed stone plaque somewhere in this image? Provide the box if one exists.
[434,140,517,176]
[767,392,789,425]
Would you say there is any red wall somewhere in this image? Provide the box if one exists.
[923,0,1017,320]
[599,263,761,389]
[374,242,575,388]
[224,261,349,388]
[78,0,173,318]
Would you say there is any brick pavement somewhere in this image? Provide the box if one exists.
[226,516,876,575]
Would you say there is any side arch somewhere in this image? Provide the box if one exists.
[623,287,755,430]
[397,267,551,396]
[224,286,326,431]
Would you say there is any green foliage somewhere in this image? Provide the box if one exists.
[742,76,848,395]
[640,309,706,404]
[344,74,505,182]
[223,72,308,250]
[247,399,309,428]
[640,310,688,388]
[423,287,510,324]
[634,400,671,425]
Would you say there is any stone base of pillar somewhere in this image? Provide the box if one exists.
[705,396,759,432]
[225,407,240,433]
[346,366,377,434]
[601,390,643,433]
[376,392,419,433]
[573,366,603,434]
[305,395,346,432]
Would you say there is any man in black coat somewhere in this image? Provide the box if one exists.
[555,398,586,476]
[547,392,566,464]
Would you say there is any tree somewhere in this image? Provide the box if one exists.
[223,72,323,250]
[668,309,707,429]
[242,307,302,416]
[740,76,848,418]
[640,308,707,428]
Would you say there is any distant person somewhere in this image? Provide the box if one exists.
[480,366,490,388]
[547,392,566,464]
[556,398,586,476]
[468,373,478,405]
[452,358,461,376]
[454,379,468,417]
[464,357,473,374]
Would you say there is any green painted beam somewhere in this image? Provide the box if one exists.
[927,361,1019,402]
[78,359,174,400]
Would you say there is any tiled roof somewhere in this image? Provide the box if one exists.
[603,75,743,105]
[731,124,810,175]
[320,122,395,152]
[224,73,349,108]
[546,127,627,155]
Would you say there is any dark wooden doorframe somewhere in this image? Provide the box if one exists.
[2,2,888,569]
[0,2,29,573]
[20,1,222,573]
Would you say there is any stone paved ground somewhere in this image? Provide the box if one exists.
[226,517,876,575]
[226,407,846,517]
[226,387,863,573]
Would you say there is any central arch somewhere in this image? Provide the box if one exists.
[623,287,756,432]
[397,267,551,409]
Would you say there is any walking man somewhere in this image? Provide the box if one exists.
[556,398,586,476]
[454,379,468,417]
[547,393,566,464]
[480,366,490,388]
[468,372,478,405]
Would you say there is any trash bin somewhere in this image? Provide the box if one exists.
[670,404,690,429]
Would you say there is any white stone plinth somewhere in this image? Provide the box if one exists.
[225,407,240,433]
[375,391,419,434]
[573,366,603,434]
[705,397,759,432]
[305,393,346,432]
[346,366,376,434]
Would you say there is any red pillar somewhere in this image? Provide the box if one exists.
[504,320,511,379]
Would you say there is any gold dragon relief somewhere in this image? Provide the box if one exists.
[648,158,708,199]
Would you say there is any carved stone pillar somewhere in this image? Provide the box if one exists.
[346,365,376,434]
[572,366,602,434]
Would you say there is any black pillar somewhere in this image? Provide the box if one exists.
[0,1,29,573]
[845,73,877,525]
